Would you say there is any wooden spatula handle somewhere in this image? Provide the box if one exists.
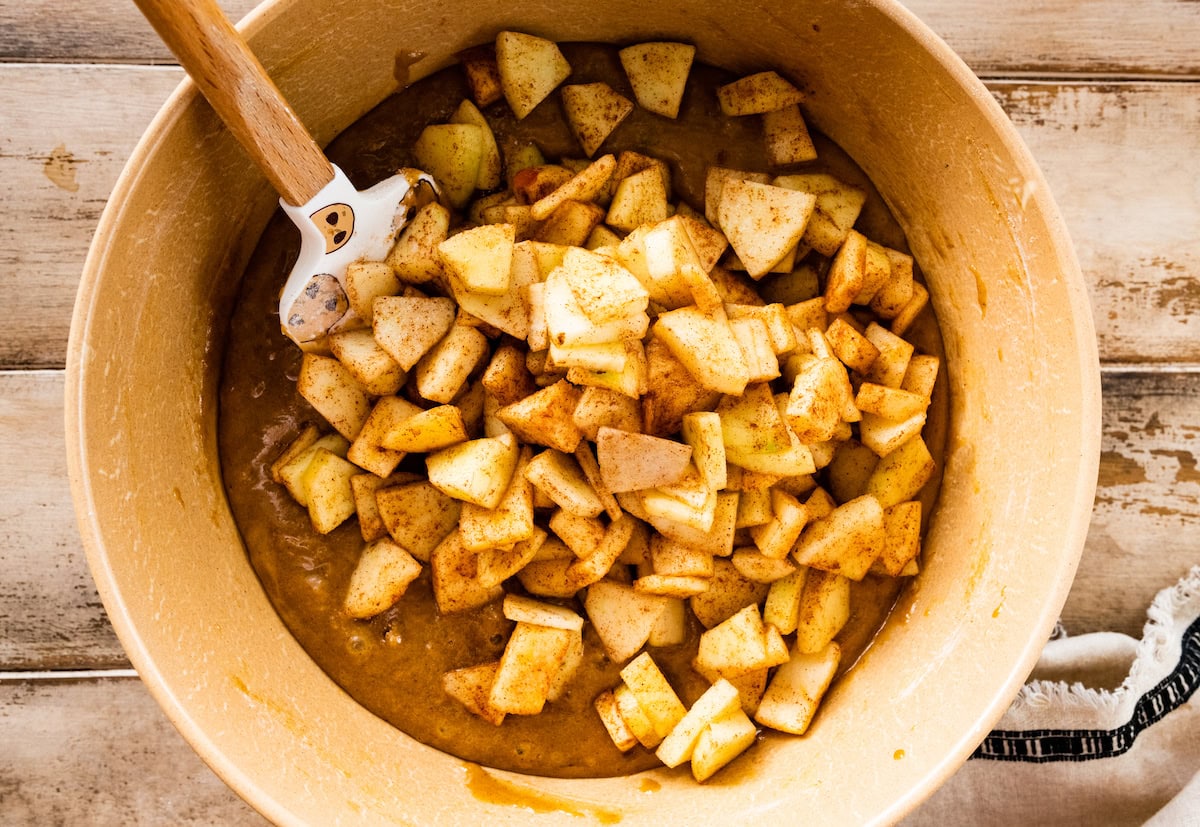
[134,0,334,206]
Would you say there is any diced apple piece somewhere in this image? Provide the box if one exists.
[449,98,502,190]
[859,409,928,458]
[793,568,851,654]
[375,480,461,562]
[716,71,804,116]
[459,447,535,551]
[427,433,520,509]
[413,123,483,208]
[870,246,916,319]
[297,353,372,441]
[614,682,661,748]
[618,42,695,118]
[774,173,867,257]
[414,324,490,404]
[718,381,790,459]
[633,573,712,598]
[476,527,546,587]
[489,621,575,715]
[606,167,670,233]
[572,386,643,441]
[456,44,504,107]
[558,248,651,329]
[495,379,584,453]
[642,490,739,558]
[596,426,693,493]
[654,306,751,395]
[585,580,670,662]
[386,202,450,286]
[855,382,928,422]
[890,281,930,337]
[495,31,571,119]
[734,487,773,529]
[535,200,605,247]
[343,538,423,619]
[567,512,637,586]
[620,652,687,739]
[762,567,809,634]
[689,558,770,629]
[792,494,884,580]
[443,660,506,726]
[755,641,840,735]
[825,316,879,374]
[704,167,771,226]
[675,210,729,273]
[732,547,797,583]
[875,500,922,576]
[503,593,584,631]
[329,328,405,396]
[530,154,616,220]
[650,534,716,578]
[302,448,359,534]
[347,395,422,477]
[549,509,605,558]
[718,179,816,279]
[864,322,915,388]
[865,434,935,508]
[648,597,687,647]
[350,471,419,542]
[901,353,940,399]
[438,223,515,296]
[640,336,722,437]
[542,267,649,347]
[372,295,456,372]
[561,82,634,156]
[656,678,742,768]
[343,261,400,325]
[681,412,727,491]
[380,404,467,453]
[763,104,817,166]
[691,706,758,782]
[784,357,847,444]
[430,530,504,614]
[524,449,606,517]
[595,689,638,752]
[271,424,323,487]
[694,604,788,683]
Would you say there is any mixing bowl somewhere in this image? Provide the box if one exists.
[66,0,1101,822]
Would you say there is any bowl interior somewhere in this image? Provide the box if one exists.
[67,0,1100,823]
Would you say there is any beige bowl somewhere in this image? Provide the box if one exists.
[66,0,1100,823]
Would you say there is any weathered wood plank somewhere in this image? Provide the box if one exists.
[0,675,266,825]
[2,0,1199,76]
[0,371,126,670]
[1063,368,1200,639]
[3,368,1195,672]
[0,0,258,63]
[3,66,1196,368]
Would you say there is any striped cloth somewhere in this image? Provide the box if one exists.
[904,566,1200,826]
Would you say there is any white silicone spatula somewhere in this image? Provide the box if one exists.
[133,0,438,346]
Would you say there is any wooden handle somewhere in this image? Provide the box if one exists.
[134,0,334,205]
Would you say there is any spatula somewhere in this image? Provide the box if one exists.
[133,0,438,347]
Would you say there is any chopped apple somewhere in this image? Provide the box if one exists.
[618,42,695,118]
[297,353,372,441]
[792,494,884,580]
[733,546,798,583]
[372,295,456,372]
[456,44,504,108]
[762,567,808,634]
[375,480,461,562]
[328,328,405,397]
[689,558,770,629]
[876,500,922,576]
[614,682,661,748]
[648,596,687,647]
[523,448,606,517]
[449,98,502,190]
[690,706,758,782]
[438,223,515,296]
[901,353,940,399]
[347,395,423,477]
[762,104,817,166]
[656,678,742,768]
[717,179,816,279]
[496,379,584,453]
[865,434,935,508]
[680,411,727,490]
[755,641,840,735]
[716,70,804,116]
[871,246,916,319]
[350,471,419,542]
[380,404,467,453]
[572,386,643,441]
[654,306,751,395]
[531,154,616,220]
[534,200,606,247]
[459,447,536,551]
[641,335,722,437]
[824,229,867,313]
[413,123,483,208]
[489,620,575,714]
[585,579,670,662]
[773,173,867,257]
[704,167,771,226]
[793,569,850,654]
[343,538,423,619]
[606,167,670,233]
[426,433,520,509]
[302,448,360,534]
[784,356,848,444]
[561,82,634,156]
[343,261,401,325]
[443,660,506,726]
[595,689,638,752]
[414,323,490,404]
[549,508,605,558]
[890,281,930,337]
[620,652,687,739]
[502,593,584,631]
[826,438,880,504]
[558,247,650,326]
[567,512,637,585]
[825,316,879,374]
[476,527,546,587]
[430,530,504,614]
[694,604,789,682]
[595,426,693,493]
[495,31,571,119]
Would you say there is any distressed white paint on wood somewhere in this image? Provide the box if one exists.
[993,82,1200,365]
[1,0,1198,75]
[0,371,125,669]
[2,64,1199,368]
[0,676,266,825]
[0,0,259,61]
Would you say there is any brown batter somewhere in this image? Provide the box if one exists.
[218,43,945,778]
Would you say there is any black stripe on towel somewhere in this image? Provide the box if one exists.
[972,614,1200,763]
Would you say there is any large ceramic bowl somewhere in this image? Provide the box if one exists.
[66,0,1101,823]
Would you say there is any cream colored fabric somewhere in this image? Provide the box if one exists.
[904,566,1200,826]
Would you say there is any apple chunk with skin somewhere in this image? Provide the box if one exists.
[595,426,693,493]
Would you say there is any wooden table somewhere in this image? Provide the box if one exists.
[2,1,1197,822]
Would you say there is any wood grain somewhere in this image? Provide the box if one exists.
[0,675,266,825]
[3,368,1193,674]
[2,0,1198,76]
[4,63,1200,369]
